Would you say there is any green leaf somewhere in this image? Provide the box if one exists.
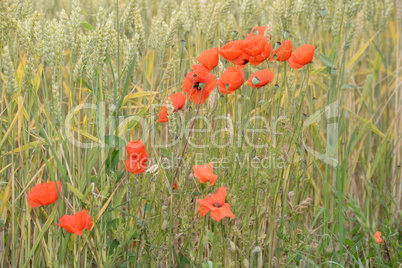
[105,149,123,173]
[80,22,94,31]
[23,209,57,267]
[67,182,85,201]
[345,238,354,246]
[78,78,94,91]
[118,55,137,110]
[104,135,126,147]
[315,51,335,68]
[342,84,360,89]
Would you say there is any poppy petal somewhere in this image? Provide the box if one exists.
[220,40,244,61]
[273,40,293,62]
[210,203,235,221]
[247,69,274,88]
[196,47,219,70]
[211,187,227,205]
[218,66,244,94]
[157,92,186,123]
[288,44,315,69]
[193,162,218,185]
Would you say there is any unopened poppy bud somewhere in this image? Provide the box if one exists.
[161,220,169,230]
[231,31,238,38]
[198,82,206,89]
[331,68,337,76]
[274,84,279,90]
[273,54,278,60]
[283,30,290,38]
[252,77,260,85]
[180,39,186,48]
[274,41,281,50]
[320,9,327,17]
[312,97,317,103]
[302,113,307,119]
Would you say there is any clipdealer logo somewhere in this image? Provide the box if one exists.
[64,101,339,167]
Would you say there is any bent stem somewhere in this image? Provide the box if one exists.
[172,90,204,182]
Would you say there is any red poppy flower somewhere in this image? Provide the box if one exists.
[218,66,244,94]
[196,187,235,221]
[182,70,217,104]
[56,210,93,236]
[243,35,271,57]
[273,40,293,62]
[219,40,244,61]
[192,162,218,186]
[158,92,187,122]
[231,53,250,67]
[374,231,383,243]
[247,69,274,88]
[196,47,219,70]
[126,140,147,157]
[172,183,178,190]
[28,181,62,208]
[125,154,149,174]
[250,26,267,35]
[125,140,148,174]
[288,44,315,70]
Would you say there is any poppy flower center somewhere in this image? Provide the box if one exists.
[252,76,260,85]
[274,41,281,50]
[193,82,206,91]
[213,203,222,208]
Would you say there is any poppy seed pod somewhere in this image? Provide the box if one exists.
[249,26,270,37]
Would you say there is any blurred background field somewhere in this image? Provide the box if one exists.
[0,0,401,267]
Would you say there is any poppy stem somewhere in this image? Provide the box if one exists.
[172,91,204,181]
